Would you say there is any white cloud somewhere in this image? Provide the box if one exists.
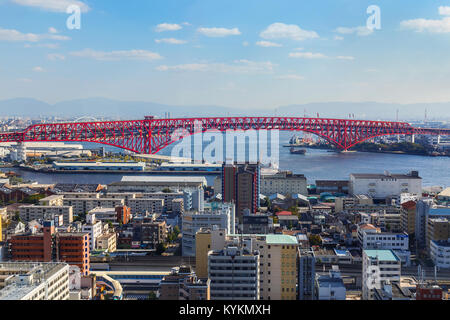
[11,0,90,13]
[334,35,344,40]
[275,74,304,80]
[260,23,319,41]
[17,78,32,83]
[256,40,282,47]
[400,8,450,34]
[242,41,249,47]
[400,18,450,33]
[156,59,275,74]
[154,38,187,45]
[32,66,45,72]
[48,27,58,34]
[70,49,163,61]
[155,23,182,32]
[0,27,70,42]
[39,43,59,49]
[197,27,241,37]
[289,52,327,59]
[47,53,65,60]
[439,6,450,16]
[335,26,373,36]
[336,56,355,60]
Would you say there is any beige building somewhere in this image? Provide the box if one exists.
[19,205,73,225]
[226,234,299,300]
[39,195,64,206]
[195,227,227,278]
[96,232,117,252]
[335,195,373,213]
[63,198,125,215]
[426,218,450,253]
[260,171,307,196]
[128,198,164,214]
[401,201,416,236]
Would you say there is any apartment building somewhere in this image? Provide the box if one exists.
[315,266,346,300]
[362,249,401,300]
[335,195,373,213]
[56,232,90,276]
[298,248,316,300]
[96,232,117,252]
[208,245,260,300]
[63,198,125,215]
[195,227,227,278]
[0,262,70,300]
[19,205,73,225]
[430,240,450,269]
[158,265,210,300]
[426,218,450,253]
[401,200,417,236]
[260,171,307,196]
[182,203,235,257]
[128,198,164,215]
[222,163,260,218]
[81,217,103,251]
[250,234,298,300]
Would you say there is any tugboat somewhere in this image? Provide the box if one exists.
[290,147,306,155]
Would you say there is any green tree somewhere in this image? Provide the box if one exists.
[148,292,158,300]
[156,243,167,255]
[308,234,322,246]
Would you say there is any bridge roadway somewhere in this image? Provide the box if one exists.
[1,116,449,153]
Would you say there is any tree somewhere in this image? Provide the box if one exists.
[148,292,158,300]
[162,188,172,193]
[156,243,167,255]
[309,234,322,246]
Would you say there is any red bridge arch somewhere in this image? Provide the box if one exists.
[0,117,448,154]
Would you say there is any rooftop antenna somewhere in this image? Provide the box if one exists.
[425,108,428,122]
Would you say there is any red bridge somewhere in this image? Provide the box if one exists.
[0,117,448,154]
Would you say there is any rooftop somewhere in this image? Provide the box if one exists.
[265,234,298,245]
[364,249,399,262]
[351,172,421,180]
[120,176,206,183]
[429,208,450,216]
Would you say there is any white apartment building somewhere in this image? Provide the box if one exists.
[19,205,73,225]
[63,198,125,215]
[82,216,103,251]
[182,203,235,257]
[87,208,118,223]
[208,245,260,300]
[315,266,346,300]
[260,171,307,196]
[430,240,450,269]
[359,227,410,265]
[362,249,401,300]
[128,198,164,215]
[349,171,422,199]
[0,262,70,300]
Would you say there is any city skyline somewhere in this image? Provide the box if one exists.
[1,0,450,112]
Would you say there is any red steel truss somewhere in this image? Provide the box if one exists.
[0,117,448,154]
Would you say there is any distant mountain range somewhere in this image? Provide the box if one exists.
[0,97,448,121]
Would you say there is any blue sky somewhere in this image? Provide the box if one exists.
[1,0,450,109]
